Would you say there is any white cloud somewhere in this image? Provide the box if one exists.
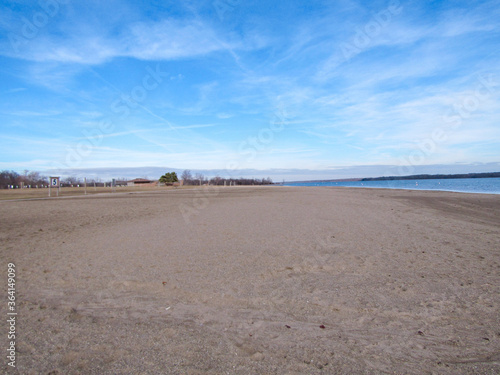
[2,17,239,65]
[1,1,498,175]
[1,87,26,94]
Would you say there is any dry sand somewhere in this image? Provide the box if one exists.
[0,186,499,374]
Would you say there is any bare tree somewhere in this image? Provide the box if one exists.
[194,172,204,185]
[181,170,193,183]
[0,170,19,188]
[62,176,80,186]
[210,175,222,185]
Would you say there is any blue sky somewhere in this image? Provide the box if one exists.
[0,0,499,180]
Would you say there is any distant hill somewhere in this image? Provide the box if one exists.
[361,172,500,181]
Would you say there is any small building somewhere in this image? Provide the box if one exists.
[127,178,155,186]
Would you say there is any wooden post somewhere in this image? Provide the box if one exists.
[84,177,87,195]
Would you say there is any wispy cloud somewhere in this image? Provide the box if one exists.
[1,87,26,94]
[0,0,499,179]
[2,15,242,65]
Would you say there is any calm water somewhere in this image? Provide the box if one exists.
[284,177,500,194]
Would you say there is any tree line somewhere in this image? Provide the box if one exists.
[177,170,273,186]
[361,172,500,181]
[1,169,274,189]
[0,170,47,189]
[0,170,131,189]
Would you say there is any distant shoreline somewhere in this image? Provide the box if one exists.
[287,171,500,184]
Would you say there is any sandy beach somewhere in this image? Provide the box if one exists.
[0,186,499,374]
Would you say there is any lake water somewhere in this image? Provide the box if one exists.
[284,177,500,194]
